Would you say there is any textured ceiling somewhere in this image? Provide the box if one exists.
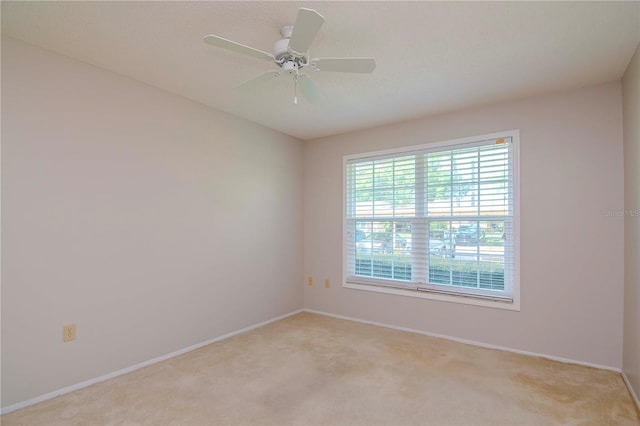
[2,1,639,140]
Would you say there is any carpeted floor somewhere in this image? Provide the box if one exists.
[2,312,639,425]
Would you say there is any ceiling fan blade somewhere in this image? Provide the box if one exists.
[298,74,322,103]
[311,57,376,73]
[288,8,325,56]
[234,71,281,91]
[203,35,274,61]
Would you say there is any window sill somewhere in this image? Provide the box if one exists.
[343,281,520,311]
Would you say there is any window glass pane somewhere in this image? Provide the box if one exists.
[478,145,510,215]
[427,147,482,217]
[478,220,505,290]
[354,220,412,281]
[454,220,484,246]
[351,156,415,218]
[393,157,415,217]
[426,152,452,216]
[427,220,505,290]
[428,221,456,258]
[352,161,374,217]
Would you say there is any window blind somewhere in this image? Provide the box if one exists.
[345,135,516,301]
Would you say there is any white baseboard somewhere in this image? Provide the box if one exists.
[303,308,621,373]
[622,372,640,412]
[0,309,304,415]
[3,308,632,416]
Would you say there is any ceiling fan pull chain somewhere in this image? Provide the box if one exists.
[293,73,299,105]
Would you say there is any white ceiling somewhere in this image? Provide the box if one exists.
[2,1,639,140]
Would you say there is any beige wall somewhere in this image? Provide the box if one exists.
[623,42,640,400]
[303,82,625,368]
[1,33,633,411]
[1,38,304,408]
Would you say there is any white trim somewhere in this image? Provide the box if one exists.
[511,131,521,311]
[4,308,630,416]
[303,308,620,372]
[622,372,640,412]
[343,281,520,311]
[0,309,304,415]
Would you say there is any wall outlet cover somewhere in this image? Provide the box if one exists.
[63,324,76,342]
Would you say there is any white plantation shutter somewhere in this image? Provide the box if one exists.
[344,131,518,303]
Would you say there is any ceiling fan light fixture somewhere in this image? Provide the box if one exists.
[282,59,300,74]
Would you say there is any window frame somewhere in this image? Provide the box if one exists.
[342,130,520,311]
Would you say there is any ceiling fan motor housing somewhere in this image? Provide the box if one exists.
[274,26,308,73]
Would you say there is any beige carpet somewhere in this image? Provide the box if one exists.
[2,312,639,425]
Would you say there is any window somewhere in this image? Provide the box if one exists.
[343,130,519,310]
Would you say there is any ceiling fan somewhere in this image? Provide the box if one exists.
[203,7,376,104]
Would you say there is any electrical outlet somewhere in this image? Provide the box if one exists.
[325,279,331,288]
[63,324,76,342]
[307,276,313,286]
